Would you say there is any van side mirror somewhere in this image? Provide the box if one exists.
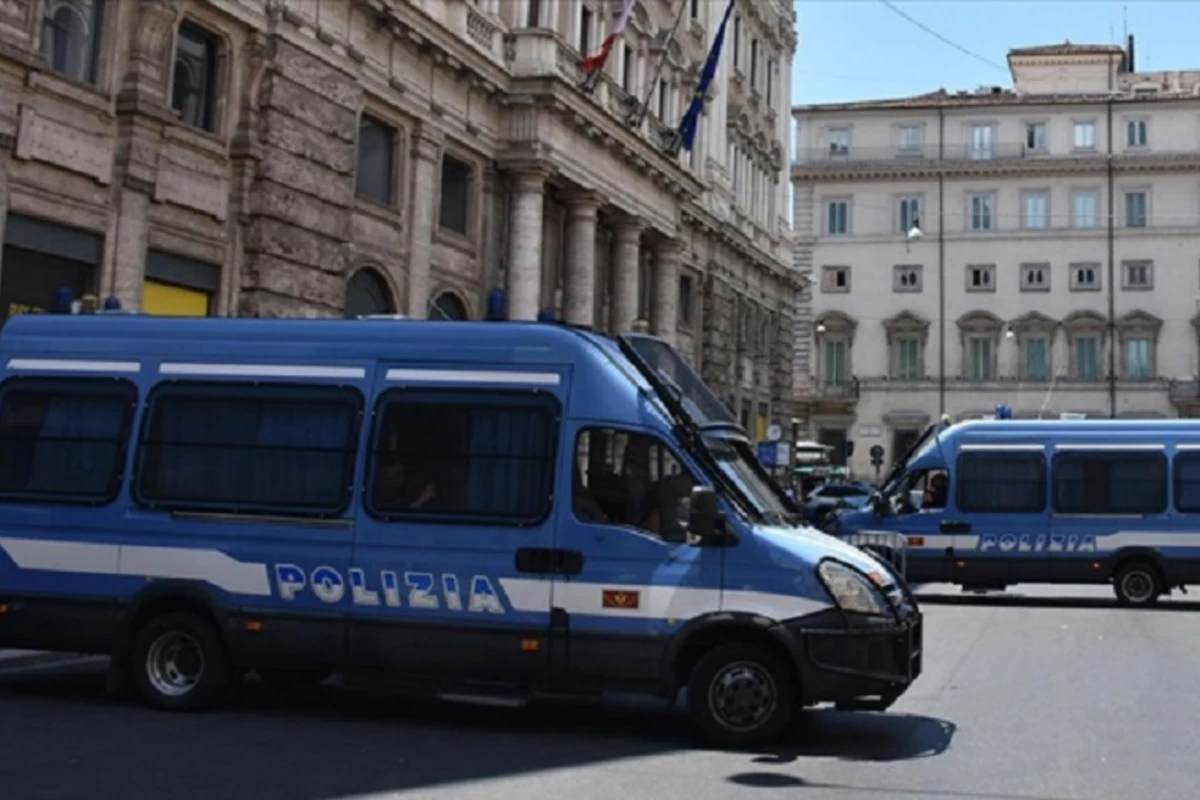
[687,486,723,545]
[871,493,890,517]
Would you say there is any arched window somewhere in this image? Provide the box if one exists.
[429,291,470,321]
[344,268,395,318]
[43,0,104,85]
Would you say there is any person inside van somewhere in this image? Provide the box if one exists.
[923,471,948,509]
[374,429,437,511]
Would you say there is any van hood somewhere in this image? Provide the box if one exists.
[755,522,890,580]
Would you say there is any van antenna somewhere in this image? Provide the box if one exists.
[1037,371,1060,419]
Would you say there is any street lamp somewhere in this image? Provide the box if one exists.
[906,218,924,253]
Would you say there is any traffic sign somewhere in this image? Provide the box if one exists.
[766,423,782,442]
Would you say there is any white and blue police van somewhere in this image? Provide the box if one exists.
[835,413,1200,606]
[0,311,921,746]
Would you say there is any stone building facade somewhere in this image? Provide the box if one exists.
[0,0,798,435]
[791,40,1200,477]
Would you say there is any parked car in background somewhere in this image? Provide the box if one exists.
[802,480,876,528]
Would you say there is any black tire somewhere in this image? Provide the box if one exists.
[130,612,232,711]
[1113,561,1162,607]
[256,669,331,691]
[686,642,798,748]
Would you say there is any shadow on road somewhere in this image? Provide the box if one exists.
[0,664,952,800]
[916,591,1200,612]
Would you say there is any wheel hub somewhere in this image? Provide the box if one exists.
[708,661,778,732]
[146,631,205,697]
[1122,571,1154,603]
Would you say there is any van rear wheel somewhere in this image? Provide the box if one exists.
[686,643,797,748]
[1113,561,1162,607]
[131,612,231,711]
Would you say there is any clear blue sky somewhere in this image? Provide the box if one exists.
[792,0,1200,105]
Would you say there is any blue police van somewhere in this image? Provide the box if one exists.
[835,417,1200,607]
[0,313,921,746]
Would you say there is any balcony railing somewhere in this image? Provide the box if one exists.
[796,142,1200,168]
[813,377,860,399]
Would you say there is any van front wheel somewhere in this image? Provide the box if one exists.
[1113,561,1162,607]
[686,643,797,748]
[131,612,231,711]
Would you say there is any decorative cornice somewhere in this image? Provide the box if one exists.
[792,151,1200,183]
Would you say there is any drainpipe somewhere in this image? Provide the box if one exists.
[937,106,946,417]
[1106,97,1116,418]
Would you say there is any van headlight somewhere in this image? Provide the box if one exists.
[817,560,890,616]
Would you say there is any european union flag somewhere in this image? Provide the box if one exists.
[676,0,737,153]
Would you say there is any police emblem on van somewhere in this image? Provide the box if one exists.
[601,589,640,609]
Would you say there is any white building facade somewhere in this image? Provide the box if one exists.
[792,41,1200,478]
[0,0,798,429]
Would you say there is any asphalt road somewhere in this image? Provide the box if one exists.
[2,585,1198,800]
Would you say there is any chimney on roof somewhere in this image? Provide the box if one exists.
[1127,34,1135,72]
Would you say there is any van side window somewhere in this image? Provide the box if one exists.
[136,384,362,515]
[1052,449,1166,514]
[0,378,135,504]
[956,452,1045,513]
[368,391,558,522]
[1173,452,1200,512]
[574,428,696,541]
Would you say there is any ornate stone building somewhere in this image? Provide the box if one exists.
[0,0,798,434]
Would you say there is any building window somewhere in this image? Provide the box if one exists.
[1071,191,1098,228]
[732,15,740,66]
[967,337,993,380]
[966,264,995,292]
[1124,191,1148,227]
[136,384,363,515]
[893,264,922,293]
[1020,263,1050,292]
[574,429,696,539]
[1052,450,1166,515]
[750,38,758,90]
[1021,338,1049,380]
[1025,122,1047,151]
[0,377,135,503]
[368,391,559,521]
[1066,263,1099,291]
[826,200,849,234]
[142,251,221,317]
[355,115,396,205]
[439,154,472,236]
[820,265,850,293]
[579,5,592,52]
[1127,119,1148,147]
[896,338,921,380]
[1072,120,1096,149]
[429,291,469,321]
[957,452,1047,513]
[1074,337,1101,380]
[1125,338,1152,379]
[690,0,699,18]
[657,78,668,120]
[766,60,775,108]
[897,196,921,233]
[899,125,922,152]
[526,0,540,26]
[678,274,694,327]
[828,129,850,155]
[345,267,395,318]
[621,43,633,91]
[1122,260,1153,289]
[42,0,105,85]
[823,340,848,385]
[171,19,220,133]
[1022,192,1048,229]
[969,193,994,230]
[969,124,994,159]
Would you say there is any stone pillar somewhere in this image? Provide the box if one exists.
[406,129,443,318]
[120,0,182,108]
[0,146,9,279]
[108,189,151,310]
[506,166,548,320]
[609,215,642,333]
[560,189,602,327]
[652,240,683,345]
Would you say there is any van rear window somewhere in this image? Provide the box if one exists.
[0,378,135,504]
[135,383,362,516]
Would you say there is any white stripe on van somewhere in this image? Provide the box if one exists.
[960,444,1044,451]
[159,363,365,380]
[1053,443,1165,451]
[0,537,272,597]
[1175,444,1200,451]
[7,358,141,374]
[499,578,828,620]
[385,369,561,386]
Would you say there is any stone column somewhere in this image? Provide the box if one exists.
[406,129,443,318]
[652,240,683,345]
[609,214,642,334]
[506,166,548,320]
[560,189,602,327]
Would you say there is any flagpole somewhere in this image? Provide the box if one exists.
[626,0,688,129]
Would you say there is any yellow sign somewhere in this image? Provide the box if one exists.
[142,280,209,317]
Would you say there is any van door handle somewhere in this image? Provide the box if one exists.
[940,520,972,534]
[553,549,584,576]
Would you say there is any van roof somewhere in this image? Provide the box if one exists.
[947,418,1200,438]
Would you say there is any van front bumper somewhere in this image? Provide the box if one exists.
[775,607,923,710]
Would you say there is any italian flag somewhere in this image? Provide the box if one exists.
[581,0,638,74]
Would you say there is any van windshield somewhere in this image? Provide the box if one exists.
[620,334,736,427]
[704,436,797,524]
